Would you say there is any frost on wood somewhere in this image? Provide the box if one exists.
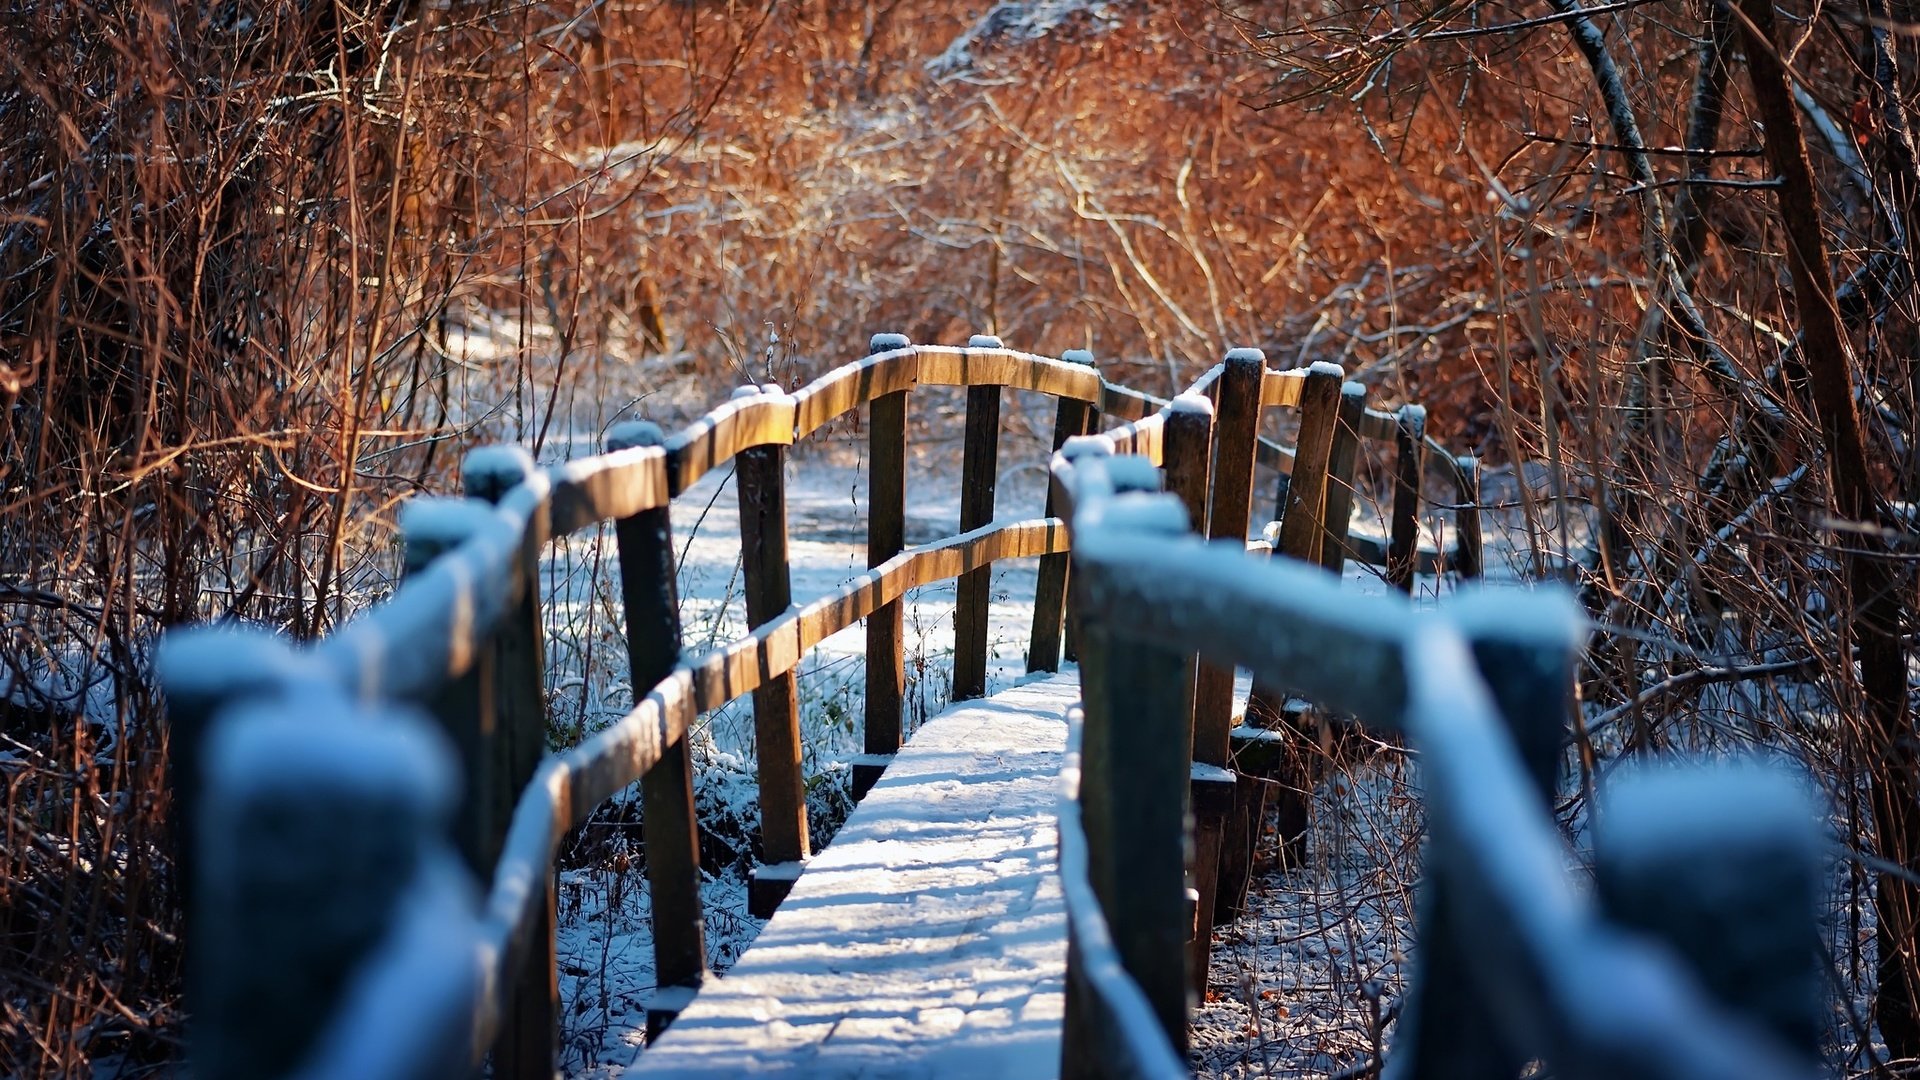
[967,333,1004,349]
[606,419,667,453]
[1224,346,1266,364]
[1060,347,1096,366]
[462,443,538,503]
[193,692,459,1080]
[1307,360,1345,379]
[399,495,498,572]
[1168,391,1213,417]
[869,331,911,354]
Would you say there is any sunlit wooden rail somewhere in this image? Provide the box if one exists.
[160,335,1491,1079]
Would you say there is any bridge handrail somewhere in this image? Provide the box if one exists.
[165,336,1486,1079]
[1051,446,1825,1080]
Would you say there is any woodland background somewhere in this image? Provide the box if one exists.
[6,0,1920,1073]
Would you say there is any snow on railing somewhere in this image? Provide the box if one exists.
[159,336,1481,1079]
[1049,442,1826,1080]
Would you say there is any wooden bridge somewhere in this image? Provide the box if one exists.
[162,337,1829,1079]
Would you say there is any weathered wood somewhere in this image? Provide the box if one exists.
[664,392,797,495]
[1317,382,1368,576]
[606,421,708,1038]
[1387,404,1427,593]
[735,398,810,918]
[1273,362,1344,568]
[191,691,455,1080]
[1594,764,1825,1064]
[1453,453,1484,579]
[462,446,558,1080]
[914,343,1105,401]
[790,344,920,439]
[1029,349,1098,674]
[859,333,911,801]
[953,337,1004,701]
[400,495,503,879]
[1075,498,1194,1054]
[1061,349,1100,665]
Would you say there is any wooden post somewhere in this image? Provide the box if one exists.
[1204,349,1284,921]
[952,334,1003,701]
[736,386,809,917]
[1387,404,1427,594]
[1273,362,1344,568]
[1060,348,1100,665]
[191,689,456,1080]
[1074,472,1194,1052]
[400,495,503,878]
[1594,762,1825,1063]
[858,333,911,802]
[606,421,708,1038]
[1233,362,1342,899]
[1028,348,1098,674]
[462,445,558,1080]
[1397,597,1578,1077]
[1162,393,1231,996]
[1453,454,1484,579]
[1317,382,1368,577]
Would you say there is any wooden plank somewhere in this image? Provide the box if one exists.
[1273,363,1344,567]
[463,446,558,1080]
[1453,453,1484,579]
[790,347,921,440]
[1318,382,1368,576]
[952,377,1001,702]
[605,421,708,1038]
[626,676,1083,1078]
[858,333,912,801]
[546,446,671,537]
[1260,366,1307,408]
[1388,405,1427,593]
[736,439,809,917]
[914,344,1104,401]
[1029,350,1098,674]
[664,392,796,495]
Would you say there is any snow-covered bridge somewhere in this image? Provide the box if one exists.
[163,338,1826,1080]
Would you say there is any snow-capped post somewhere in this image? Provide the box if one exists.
[1387,404,1428,593]
[1317,381,1369,576]
[1452,454,1484,579]
[1207,347,1288,918]
[401,495,503,877]
[1071,459,1194,1054]
[1594,761,1825,1063]
[605,420,709,1038]
[1274,361,1344,568]
[1162,391,1232,996]
[191,687,457,1080]
[952,334,1005,701]
[156,627,313,955]
[1398,590,1582,1078]
[1028,346,1099,674]
[858,332,912,801]
[735,384,810,918]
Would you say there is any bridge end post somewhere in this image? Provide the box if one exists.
[607,420,710,1037]
[1028,347,1098,675]
[461,446,561,1080]
[1070,461,1196,1056]
[952,334,1005,701]
[736,385,811,917]
[859,332,912,802]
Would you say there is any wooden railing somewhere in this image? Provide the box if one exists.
[1050,442,1829,1079]
[158,336,1479,1080]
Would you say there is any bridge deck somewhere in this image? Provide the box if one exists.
[615,672,1082,1078]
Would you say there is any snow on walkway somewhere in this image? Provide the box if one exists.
[609,673,1081,1078]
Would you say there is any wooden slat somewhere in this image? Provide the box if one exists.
[1274,363,1345,567]
[790,348,921,440]
[1317,383,1368,576]
[1029,351,1099,674]
[1097,381,1160,423]
[915,344,1104,401]
[859,335,912,801]
[1388,405,1428,593]
[1453,454,1484,579]
[1260,366,1309,408]
[547,446,671,537]
[952,382,1001,702]
[665,392,796,496]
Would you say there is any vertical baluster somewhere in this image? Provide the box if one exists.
[1073,461,1194,1052]
[1453,453,1484,580]
[858,333,912,801]
[1273,362,1345,568]
[1028,348,1098,674]
[192,688,457,1080]
[952,334,1004,701]
[736,386,809,917]
[1594,762,1825,1066]
[1163,393,1232,996]
[462,445,557,1080]
[1387,405,1427,593]
[606,421,708,1037]
[1318,381,1369,577]
[1060,348,1100,665]
[400,495,503,877]
[1397,596,1579,1075]
[1205,349,1281,920]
